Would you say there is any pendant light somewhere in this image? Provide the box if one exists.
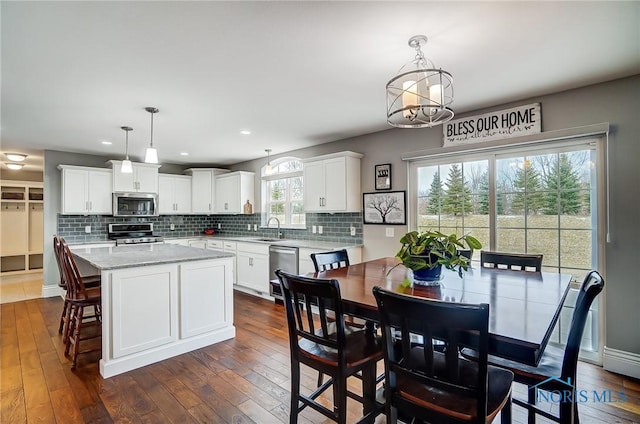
[120,126,133,173]
[386,35,454,128]
[144,107,159,164]
[265,149,273,175]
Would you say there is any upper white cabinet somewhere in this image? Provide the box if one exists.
[215,171,255,214]
[185,168,229,214]
[109,160,160,193]
[303,151,363,212]
[58,165,112,215]
[158,174,192,215]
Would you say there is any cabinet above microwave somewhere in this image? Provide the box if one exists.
[108,160,161,193]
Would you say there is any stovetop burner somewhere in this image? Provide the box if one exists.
[108,223,163,245]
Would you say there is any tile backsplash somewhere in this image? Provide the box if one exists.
[57,212,363,244]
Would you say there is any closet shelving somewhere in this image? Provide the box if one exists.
[0,181,44,274]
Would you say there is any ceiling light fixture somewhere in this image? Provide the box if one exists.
[240,130,251,135]
[6,153,26,162]
[120,126,133,173]
[180,152,189,156]
[386,35,454,128]
[144,106,159,164]
[6,163,24,170]
[265,149,273,175]
[101,140,113,145]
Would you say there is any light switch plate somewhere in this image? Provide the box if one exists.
[84,225,91,234]
[350,226,356,236]
[170,224,175,231]
[253,224,258,231]
[312,225,317,234]
[248,224,251,231]
[318,226,323,234]
[217,223,221,229]
[385,227,394,237]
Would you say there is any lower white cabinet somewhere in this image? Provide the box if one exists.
[236,242,269,294]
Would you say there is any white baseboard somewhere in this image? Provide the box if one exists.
[603,346,640,379]
[42,285,63,298]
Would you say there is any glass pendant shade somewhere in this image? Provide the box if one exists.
[121,159,133,173]
[120,126,134,173]
[144,147,158,164]
[264,149,273,175]
[386,35,454,128]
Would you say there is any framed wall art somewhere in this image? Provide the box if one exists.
[362,191,406,225]
[375,163,392,190]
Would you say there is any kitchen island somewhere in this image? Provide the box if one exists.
[71,244,235,378]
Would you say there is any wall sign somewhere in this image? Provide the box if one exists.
[375,163,392,190]
[443,103,541,147]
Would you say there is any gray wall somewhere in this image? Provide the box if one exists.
[44,75,640,358]
[229,75,640,357]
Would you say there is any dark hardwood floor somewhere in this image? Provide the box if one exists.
[1,291,639,423]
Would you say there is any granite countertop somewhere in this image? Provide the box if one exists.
[71,243,234,270]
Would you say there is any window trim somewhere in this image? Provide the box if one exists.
[261,156,305,229]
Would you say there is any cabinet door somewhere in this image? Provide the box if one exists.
[322,157,347,211]
[236,252,269,294]
[158,175,175,214]
[62,169,89,214]
[191,171,213,213]
[88,170,113,214]
[136,165,159,193]
[303,160,325,211]
[112,163,136,192]
[215,175,236,213]
[173,177,192,214]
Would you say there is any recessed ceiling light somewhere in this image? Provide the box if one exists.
[6,163,24,170]
[180,152,189,156]
[6,153,26,162]
[101,140,112,145]
[240,130,251,135]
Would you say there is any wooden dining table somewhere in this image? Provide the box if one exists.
[307,257,572,367]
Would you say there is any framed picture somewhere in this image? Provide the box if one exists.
[375,163,392,190]
[362,191,406,225]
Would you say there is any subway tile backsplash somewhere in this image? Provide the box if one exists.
[57,212,363,244]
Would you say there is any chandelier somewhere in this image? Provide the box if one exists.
[386,35,454,128]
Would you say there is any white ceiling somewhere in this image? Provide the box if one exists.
[2,1,639,172]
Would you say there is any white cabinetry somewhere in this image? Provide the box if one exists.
[303,151,362,212]
[109,160,160,193]
[158,174,191,215]
[185,168,230,214]
[236,242,269,294]
[58,165,112,215]
[298,246,363,275]
[1,181,44,274]
[215,171,254,214]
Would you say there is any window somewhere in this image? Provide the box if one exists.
[409,137,604,361]
[262,158,305,227]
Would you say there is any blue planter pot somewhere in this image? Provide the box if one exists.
[412,263,443,285]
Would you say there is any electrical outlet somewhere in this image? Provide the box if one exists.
[84,225,91,234]
[312,225,317,234]
[253,224,258,231]
[247,224,251,231]
[318,226,323,234]
[350,226,356,236]
[217,223,221,229]
[170,224,175,231]
[385,227,395,237]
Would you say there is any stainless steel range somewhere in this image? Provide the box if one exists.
[108,223,164,245]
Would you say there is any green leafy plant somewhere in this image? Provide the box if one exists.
[389,230,482,278]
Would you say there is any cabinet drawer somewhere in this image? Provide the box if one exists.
[223,241,237,250]
[236,242,269,255]
[207,240,224,249]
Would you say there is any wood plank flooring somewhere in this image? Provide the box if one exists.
[1,291,639,423]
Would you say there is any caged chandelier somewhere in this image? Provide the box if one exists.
[386,35,454,128]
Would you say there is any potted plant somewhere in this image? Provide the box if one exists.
[389,230,482,284]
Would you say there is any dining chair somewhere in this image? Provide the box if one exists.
[464,270,604,424]
[480,251,543,272]
[60,243,102,369]
[311,249,350,271]
[53,236,101,340]
[372,286,514,424]
[275,269,384,424]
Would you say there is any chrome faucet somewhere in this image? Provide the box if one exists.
[267,216,282,239]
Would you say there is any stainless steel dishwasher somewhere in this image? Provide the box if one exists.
[269,245,299,301]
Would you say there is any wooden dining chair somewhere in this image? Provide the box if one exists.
[480,251,543,272]
[54,236,101,340]
[60,243,102,369]
[373,286,514,424]
[311,249,350,271]
[275,269,384,424]
[463,270,604,424]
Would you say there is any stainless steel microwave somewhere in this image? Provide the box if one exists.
[112,192,158,217]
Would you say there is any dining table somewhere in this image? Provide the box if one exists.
[307,257,572,367]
